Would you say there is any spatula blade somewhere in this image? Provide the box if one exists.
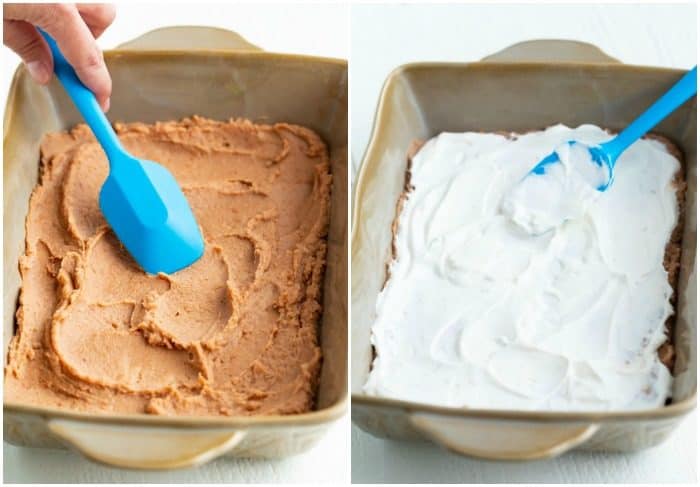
[99,159,204,274]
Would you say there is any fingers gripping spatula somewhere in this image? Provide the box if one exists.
[40,31,204,274]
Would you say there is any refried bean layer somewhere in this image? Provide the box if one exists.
[4,116,331,416]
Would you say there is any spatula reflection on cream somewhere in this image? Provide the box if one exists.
[39,30,204,274]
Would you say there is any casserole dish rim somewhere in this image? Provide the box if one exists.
[3,47,348,427]
[351,60,697,421]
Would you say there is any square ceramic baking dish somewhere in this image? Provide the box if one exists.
[351,40,696,460]
[4,26,347,469]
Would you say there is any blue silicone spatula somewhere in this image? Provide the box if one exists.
[528,66,697,190]
[40,31,204,274]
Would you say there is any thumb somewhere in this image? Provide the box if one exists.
[4,3,112,111]
[3,20,52,84]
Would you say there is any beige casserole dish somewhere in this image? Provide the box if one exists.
[351,40,696,460]
[4,27,348,469]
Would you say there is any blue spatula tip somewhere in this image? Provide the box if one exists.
[99,159,205,275]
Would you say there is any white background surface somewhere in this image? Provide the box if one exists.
[3,1,699,484]
[2,3,348,484]
[350,2,697,484]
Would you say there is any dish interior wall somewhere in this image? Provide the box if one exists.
[351,64,697,404]
[4,53,349,412]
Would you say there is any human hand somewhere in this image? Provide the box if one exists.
[3,3,116,111]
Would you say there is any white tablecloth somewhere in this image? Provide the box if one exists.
[2,3,348,484]
[350,3,697,484]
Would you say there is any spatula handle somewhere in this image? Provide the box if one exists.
[39,30,123,160]
[602,66,697,163]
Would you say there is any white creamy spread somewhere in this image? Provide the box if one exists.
[364,124,679,411]
[503,141,610,235]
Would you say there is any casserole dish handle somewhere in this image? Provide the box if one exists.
[48,419,246,470]
[42,27,259,470]
[409,413,599,461]
[115,25,262,51]
[480,39,620,64]
[404,39,614,461]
